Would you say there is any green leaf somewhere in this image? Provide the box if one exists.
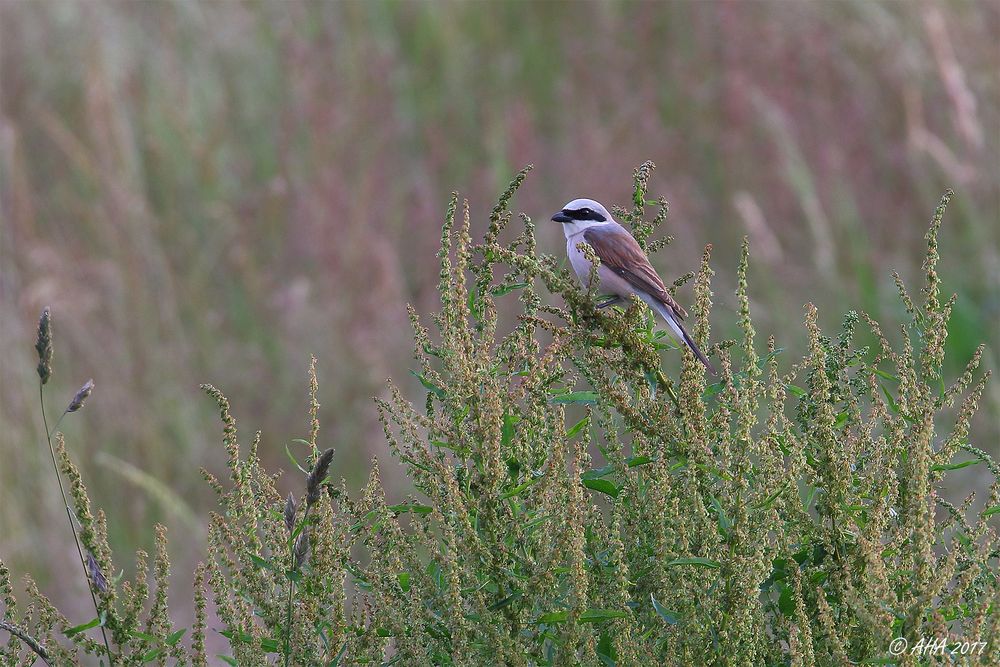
[650,595,680,625]
[488,592,521,611]
[430,440,468,455]
[566,416,590,438]
[248,554,277,571]
[761,346,785,365]
[801,485,818,512]
[491,281,530,296]
[753,481,791,510]
[583,478,620,497]
[702,381,727,399]
[217,657,239,666]
[427,560,442,590]
[523,515,550,532]
[284,442,309,474]
[666,557,721,569]
[410,370,445,399]
[708,495,732,537]
[329,642,349,666]
[930,459,982,472]
[259,638,281,653]
[220,629,255,644]
[778,583,795,617]
[386,503,434,515]
[627,455,654,467]
[873,368,899,382]
[500,479,534,500]
[582,465,613,480]
[597,633,616,664]
[164,628,187,646]
[397,572,411,592]
[64,616,103,637]
[879,383,901,415]
[141,648,165,663]
[536,611,568,624]
[982,505,1000,518]
[786,384,807,398]
[130,631,159,643]
[551,391,599,405]
[580,609,629,623]
[501,412,518,448]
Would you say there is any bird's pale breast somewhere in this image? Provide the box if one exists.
[566,233,635,298]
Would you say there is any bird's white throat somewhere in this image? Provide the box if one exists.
[560,218,612,239]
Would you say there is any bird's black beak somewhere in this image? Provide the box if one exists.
[551,211,572,223]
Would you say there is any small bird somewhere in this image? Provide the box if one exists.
[552,198,716,374]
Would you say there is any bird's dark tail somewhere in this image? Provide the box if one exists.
[651,300,717,375]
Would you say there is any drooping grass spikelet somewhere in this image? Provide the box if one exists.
[66,379,94,413]
[284,493,296,534]
[85,551,107,594]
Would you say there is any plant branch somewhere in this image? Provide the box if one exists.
[0,619,51,666]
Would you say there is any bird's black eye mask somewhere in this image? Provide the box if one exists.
[563,207,606,222]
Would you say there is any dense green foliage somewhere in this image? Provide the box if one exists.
[2,166,997,665]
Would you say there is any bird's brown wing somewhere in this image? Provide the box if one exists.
[583,225,688,319]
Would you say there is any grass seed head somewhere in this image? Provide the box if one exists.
[35,306,53,385]
[86,550,108,593]
[66,379,94,413]
[306,448,334,507]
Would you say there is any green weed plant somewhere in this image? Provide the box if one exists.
[2,164,997,666]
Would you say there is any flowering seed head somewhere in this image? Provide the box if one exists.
[284,493,296,533]
[35,307,53,385]
[86,550,108,593]
[293,527,310,569]
[306,448,334,507]
[67,379,94,413]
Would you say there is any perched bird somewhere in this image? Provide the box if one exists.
[552,198,715,374]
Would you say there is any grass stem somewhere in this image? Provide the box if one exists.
[39,385,115,665]
[283,503,313,667]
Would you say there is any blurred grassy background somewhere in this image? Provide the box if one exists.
[1,0,997,622]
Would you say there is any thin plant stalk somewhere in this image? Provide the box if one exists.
[38,386,115,665]
[283,448,331,666]
[282,503,312,667]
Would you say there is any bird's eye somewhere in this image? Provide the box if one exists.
[579,208,591,217]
